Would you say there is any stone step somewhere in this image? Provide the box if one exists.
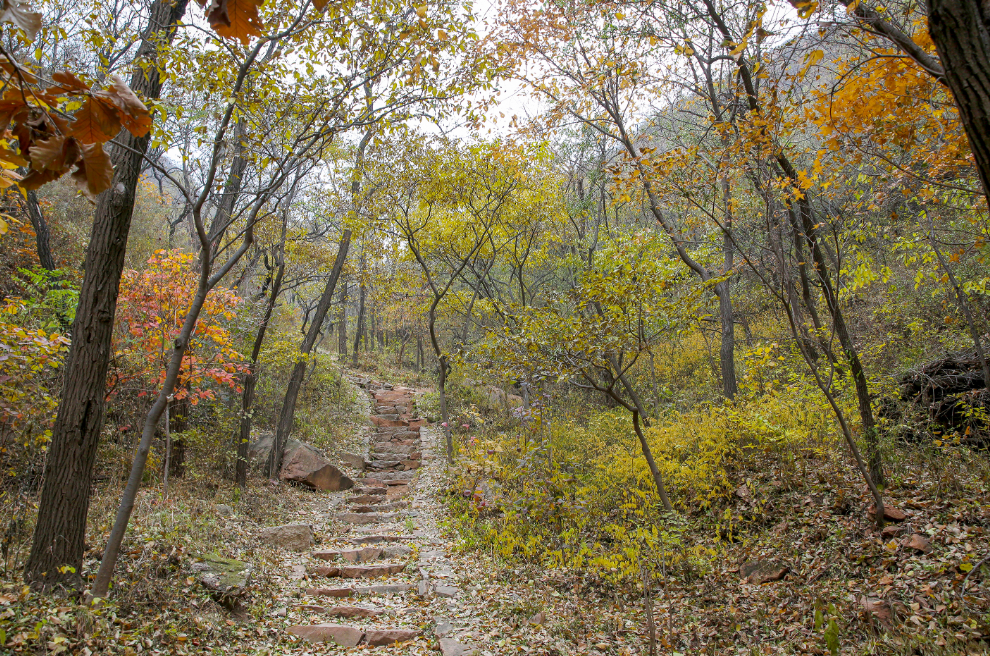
[364,470,415,482]
[351,535,416,544]
[349,501,409,513]
[367,459,402,470]
[350,486,386,495]
[288,624,420,647]
[297,605,382,619]
[313,545,411,562]
[335,511,405,524]
[307,583,415,597]
[350,494,388,504]
[308,563,407,578]
[372,443,418,455]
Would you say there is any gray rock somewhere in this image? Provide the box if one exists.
[440,638,478,656]
[259,523,313,551]
[434,620,454,637]
[339,452,367,471]
[435,585,460,598]
[188,555,252,610]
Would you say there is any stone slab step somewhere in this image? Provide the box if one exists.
[364,470,415,482]
[298,605,382,619]
[350,494,387,504]
[306,583,414,597]
[288,624,419,647]
[351,535,417,544]
[313,547,384,563]
[309,563,407,578]
[349,501,409,513]
[350,486,386,496]
[335,511,404,525]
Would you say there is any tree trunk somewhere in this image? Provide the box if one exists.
[236,254,285,487]
[25,0,189,590]
[633,411,673,512]
[926,0,990,201]
[266,231,351,477]
[416,334,424,371]
[337,281,347,356]
[352,280,366,364]
[167,391,188,479]
[25,191,56,271]
[793,196,885,486]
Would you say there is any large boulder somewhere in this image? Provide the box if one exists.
[281,440,354,491]
[250,436,354,491]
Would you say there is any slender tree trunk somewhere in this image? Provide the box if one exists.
[633,411,673,512]
[926,0,990,202]
[266,231,351,477]
[237,255,285,487]
[25,191,56,271]
[416,334,424,371]
[337,281,347,357]
[793,196,884,486]
[353,279,366,364]
[25,0,190,590]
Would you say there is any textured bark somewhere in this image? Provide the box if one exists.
[237,256,284,487]
[337,281,348,356]
[926,0,990,200]
[266,232,351,477]
[25,191,56,271]
[352,280,366,363]
[25,0,189,590]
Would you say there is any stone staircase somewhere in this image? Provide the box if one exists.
[285,382,477,654]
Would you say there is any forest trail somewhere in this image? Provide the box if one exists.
[277,377,481,655]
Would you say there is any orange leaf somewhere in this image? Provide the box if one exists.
[50,71,90,94]
[71,142,113,197]
[105,75,152,137]
[69,96,121,144]
[207,0,264,45]
[0,0,42,40]
[29,135,80,172]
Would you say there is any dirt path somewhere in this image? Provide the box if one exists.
[273,378,481,655]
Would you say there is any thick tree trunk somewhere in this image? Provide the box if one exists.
[926,0,990,200]
[266,231,351,477]
[236,256,284,487]
[25,0,189,590]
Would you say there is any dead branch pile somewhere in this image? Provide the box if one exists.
[898,348,989,444]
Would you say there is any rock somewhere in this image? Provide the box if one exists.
[350,495,385,505]
[307,587,355,597]
[354,583,414,595]
[288,624,364,646]
[215,504,234,516]
[339,452,367,471]
[371,416,406,427]
[289,564,307,579]
[335,512,403,525]
[417,579,429,595]
[440,638,478,656]
[435,621,454,637]
[324,606,382,619]
[364,470,415,482]
[188,555,252,610]
[247,432,274,461]
[259,523,313,551]
[352,501,409,513]
[881,522,914,539]
[870,505,908,522]
[281,441,354,491]
[740,560,789,585]
[902,533,933,554]
[860,596,894,629]
[308,565,341,577]
[351,485,387,495]
[382,545,412,558]
[297,604,328,612]
[352,535,415,544]
[363,628,421,646]
[434,585,461,598]
[338,563,406,578]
